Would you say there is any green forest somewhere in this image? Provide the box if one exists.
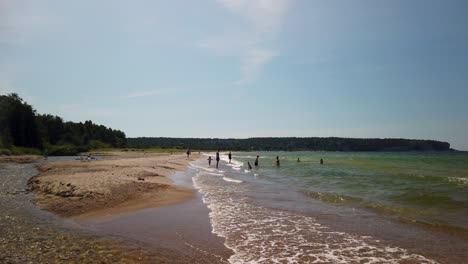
[0,93,126,156]
[1,93,452,156]
[127,137,451,152]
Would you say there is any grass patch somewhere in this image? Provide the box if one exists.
[10,146,42,155]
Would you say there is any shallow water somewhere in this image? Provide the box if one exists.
[191,152,468,263]
[237,152,468,231]
[77,168,233,264]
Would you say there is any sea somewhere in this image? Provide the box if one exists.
[190,151,468,263]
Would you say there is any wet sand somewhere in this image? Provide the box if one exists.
[80,169,233,263]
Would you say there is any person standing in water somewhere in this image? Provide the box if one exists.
[254,155,259,167]
[208,156,212,167]
[320,158,324,165]
[216,150,220,169]
[186,148,191,159]
[276,156,280,167]
[228,151,232,163]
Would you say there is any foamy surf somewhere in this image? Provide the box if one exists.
[208,172,225,176]
[222,177,243,183]
[193,174,436,264]
[190,157,437,264]
[221,154,244,171]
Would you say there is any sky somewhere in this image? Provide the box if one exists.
[1,0,468,150]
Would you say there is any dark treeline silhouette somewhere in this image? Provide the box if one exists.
[0,93,126,155]
[128,137,451,152]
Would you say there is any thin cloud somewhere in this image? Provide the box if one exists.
[121,89,172,99]
[217,0,290,35]
[198,0,292,85]
[236,49,278,85]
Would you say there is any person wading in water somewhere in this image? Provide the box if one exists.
[216,150,220,169]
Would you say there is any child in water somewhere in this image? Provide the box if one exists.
[208,156,212,166]
[276,156,280,167]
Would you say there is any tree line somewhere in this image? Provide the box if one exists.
[127,137,451,152]
[0,93,126,155]
[0,93,453,155]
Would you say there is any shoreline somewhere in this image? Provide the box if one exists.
[22,151,233,262]
[28,152,198,219]
[0,159,182,263]
[79,173,234,263]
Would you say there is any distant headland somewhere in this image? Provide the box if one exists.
[127,137,451,152]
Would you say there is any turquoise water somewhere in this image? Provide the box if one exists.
[233,151,468,231]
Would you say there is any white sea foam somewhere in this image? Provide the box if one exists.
[207,172,225,177]
[189,163,217,172]
[221,155,244,170]
[223,177,243,183]
[191,167,437,264]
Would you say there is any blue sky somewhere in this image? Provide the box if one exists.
[1,0,468,150]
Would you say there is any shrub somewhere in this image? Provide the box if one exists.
[47,145,90,156]
[0,148,11,156]
[10,146,41,155]
[88,140,112,150]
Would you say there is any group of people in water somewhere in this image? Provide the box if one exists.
[206,149,224,169]
[203,151,325,170]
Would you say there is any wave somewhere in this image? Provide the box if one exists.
[302,190,468,232]
[389,173,468,187]
[389,192,468,210]
[192,173,436,263]
[398,217,468,236]
[221,156,244,171]
[302,190,363,204]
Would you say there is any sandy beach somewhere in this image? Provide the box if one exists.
[1,152,232,263]
[28,152,198,219]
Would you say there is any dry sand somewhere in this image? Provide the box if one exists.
[28,152,198,219]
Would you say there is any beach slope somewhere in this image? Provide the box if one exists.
[28,152,196,219]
